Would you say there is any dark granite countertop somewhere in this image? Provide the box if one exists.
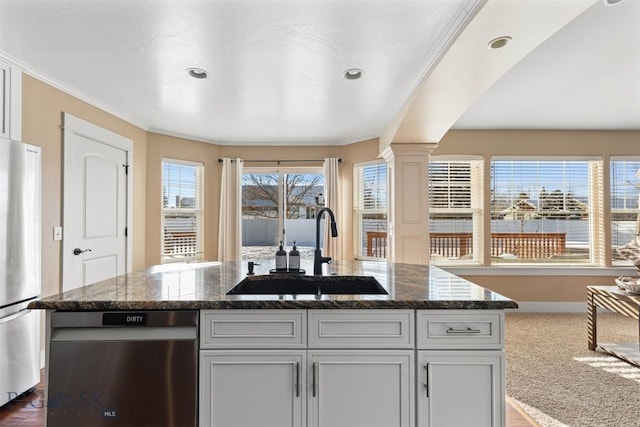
[28,260,518,310]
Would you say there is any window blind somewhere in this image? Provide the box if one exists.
[490,159,595,264]
[161,159,204,262]
[428,160,482,264]
[353,161,387,259]
[610,158,640,265]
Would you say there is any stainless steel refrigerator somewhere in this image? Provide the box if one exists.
[0,138,41,407]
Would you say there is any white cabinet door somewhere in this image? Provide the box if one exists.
[417,351,505,427]
[308,350,414,427]
[200,351,306,427]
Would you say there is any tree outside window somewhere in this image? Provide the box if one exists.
[241,170,324,260]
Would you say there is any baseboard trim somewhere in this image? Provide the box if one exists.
[512,302,587,312]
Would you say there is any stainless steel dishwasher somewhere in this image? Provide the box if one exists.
[47,310,198,427]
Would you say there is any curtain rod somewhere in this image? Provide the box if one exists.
[218,158,341,164]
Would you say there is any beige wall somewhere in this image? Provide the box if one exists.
[22,74,148,298]
[435,129,640,156]
[459,274,616,303]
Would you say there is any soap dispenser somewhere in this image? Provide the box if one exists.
[289,241,300,272]
[275,241,288,271]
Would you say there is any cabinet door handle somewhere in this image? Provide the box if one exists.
[312,361,318,397]
[423,363,429,398]
[446,327,482,334]
[295,362,300,397]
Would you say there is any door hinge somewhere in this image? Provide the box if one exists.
[125,227,128,237]
[123,164,129,175]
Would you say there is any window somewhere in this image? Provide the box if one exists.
[490,159,595,264]
[428,159,483,264]
[353,161,387,259]
[242,168,324,261]
[161,159,204,263]
[611,158,640,265]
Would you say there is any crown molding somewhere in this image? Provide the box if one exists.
[0,51,149,132]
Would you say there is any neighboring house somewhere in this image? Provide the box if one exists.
[500,199,539,221]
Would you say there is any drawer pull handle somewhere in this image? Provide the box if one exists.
[446,327,482,334]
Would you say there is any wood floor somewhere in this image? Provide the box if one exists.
[0,371,45,426]
[506,396,540,427]
[0,370,538,426]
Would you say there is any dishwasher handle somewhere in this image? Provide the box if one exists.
[51,326,197,342]
[51,310,198,328]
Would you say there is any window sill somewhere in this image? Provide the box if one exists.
[440,265,637,276]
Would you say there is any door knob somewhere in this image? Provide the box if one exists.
[73,248,92,256]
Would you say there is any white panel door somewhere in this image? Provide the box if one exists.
[62,115,130,291]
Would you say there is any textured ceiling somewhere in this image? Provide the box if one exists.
[0,0,638,146]
[0,0,482,144]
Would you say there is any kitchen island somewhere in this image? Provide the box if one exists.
[30,260,517,427]
[30,260,516,310]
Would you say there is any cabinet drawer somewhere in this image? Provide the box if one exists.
[309,310,414,348]
[417,310,504,349]
[201,310,306,348]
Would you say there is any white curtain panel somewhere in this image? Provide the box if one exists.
[218,158,243,261]
[323,157,341,260]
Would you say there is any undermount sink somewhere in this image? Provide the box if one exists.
[226,274,388,295]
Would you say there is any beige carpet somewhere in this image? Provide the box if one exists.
[506,312,640,427]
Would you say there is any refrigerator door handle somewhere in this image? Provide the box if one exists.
[0,308,32,325]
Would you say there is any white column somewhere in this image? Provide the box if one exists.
[381,143,437,264]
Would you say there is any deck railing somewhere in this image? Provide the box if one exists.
[365,231,567,260]
[430,232,473,258]
[366,231,388,258]
[490,232,566,259]
[164,231,198,256]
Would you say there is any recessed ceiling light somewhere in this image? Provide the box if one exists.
[604,0,623,5]
[487,36,512,50]
[186,68,209,79]
[344,68,364,80]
